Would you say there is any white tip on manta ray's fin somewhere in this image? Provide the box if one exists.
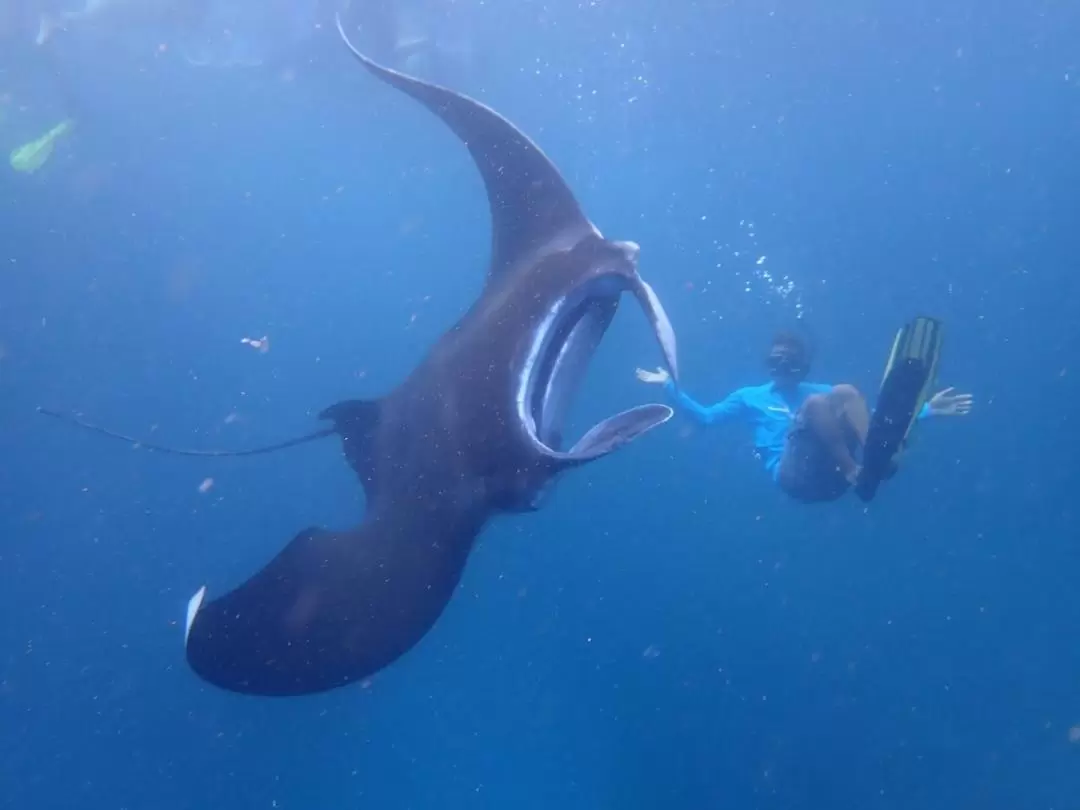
[184,586,207,647]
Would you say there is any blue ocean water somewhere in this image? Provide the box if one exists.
[2,0,1078,808]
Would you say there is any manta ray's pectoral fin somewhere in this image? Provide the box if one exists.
[184,523,449,696]
[561,403,673,463]
[336,14,597,280]
[184,507,481,696]
[318,398,383,497]
[185,527,364,696]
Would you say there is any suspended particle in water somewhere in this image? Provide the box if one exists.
[241,335,270,353]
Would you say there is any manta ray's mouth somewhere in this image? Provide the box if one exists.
[517,275,620,453]
[517,269,677,456]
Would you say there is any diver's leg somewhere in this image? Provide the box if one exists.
[777,410,848,503]
[801,392,858,483]
[829,383,870,447]
[833,382,901,481]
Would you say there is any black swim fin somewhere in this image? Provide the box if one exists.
[855,316,943,503]
[37,406,334,457]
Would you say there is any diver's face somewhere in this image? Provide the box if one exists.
[767,345,808,386]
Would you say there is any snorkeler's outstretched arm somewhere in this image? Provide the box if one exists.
[635,367,745,426]
[665,381,746,425]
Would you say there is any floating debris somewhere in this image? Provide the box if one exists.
[240,335,270,353]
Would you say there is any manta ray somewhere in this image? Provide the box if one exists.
[41,16,680,697]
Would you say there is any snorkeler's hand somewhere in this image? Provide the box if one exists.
[928,387,973,416]
[635,367,670,385]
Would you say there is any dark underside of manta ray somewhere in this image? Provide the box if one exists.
[41,16,680,698]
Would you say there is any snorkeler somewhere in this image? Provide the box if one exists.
[636,327,972,503]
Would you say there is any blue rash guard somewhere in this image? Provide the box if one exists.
[663,379,930,481]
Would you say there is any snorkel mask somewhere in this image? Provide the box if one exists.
[766,336,810,383]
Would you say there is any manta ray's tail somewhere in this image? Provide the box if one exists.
[37,407,334,457]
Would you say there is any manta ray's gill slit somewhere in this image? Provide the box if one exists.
[529,296,600,448]
[515,299,563,443]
